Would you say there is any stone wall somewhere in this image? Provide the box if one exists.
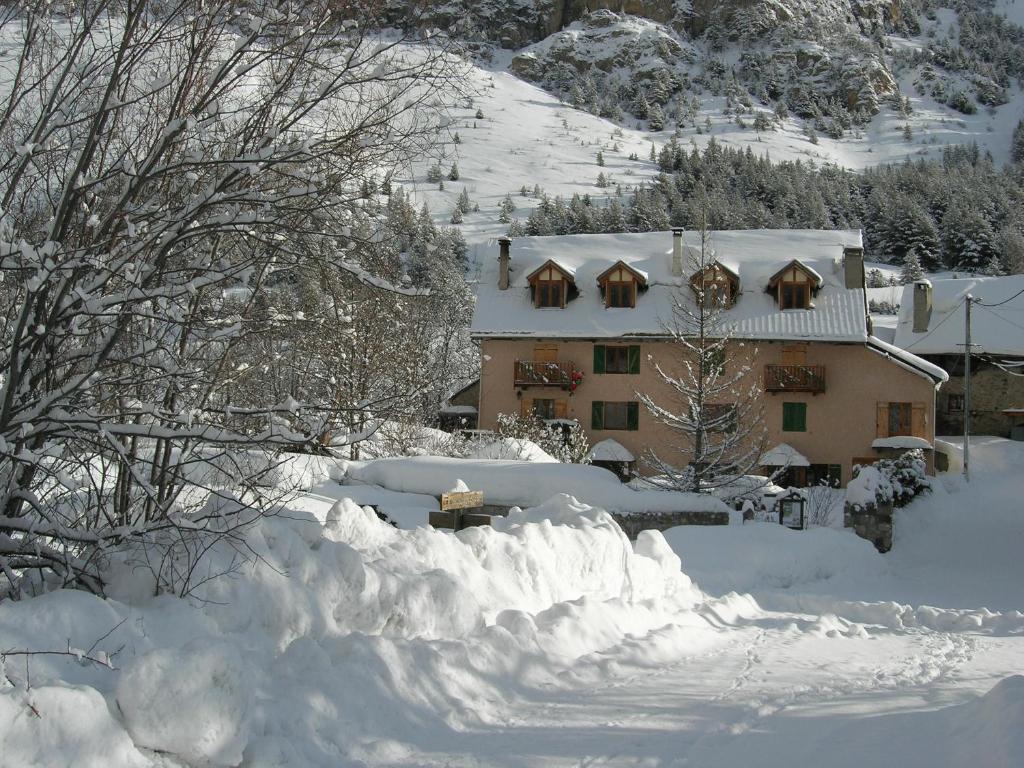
[844,501,893,553]
[611,510,730,539]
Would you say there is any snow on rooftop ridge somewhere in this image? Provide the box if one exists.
[471,229,868,342]
[866,336,949,384]
[892,275,1024,356]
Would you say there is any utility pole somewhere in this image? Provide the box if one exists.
[963,294,973,482]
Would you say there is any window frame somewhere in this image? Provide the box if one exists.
[946,394,964,413]
[536,279,564,308]
[532,398,556,420]
[606,280,635,308]
[605,345,630,374]
[888,402,912,436]
[592,400,639,431]
[780,281,809,310]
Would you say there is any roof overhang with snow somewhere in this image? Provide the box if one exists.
[759,443,810,468]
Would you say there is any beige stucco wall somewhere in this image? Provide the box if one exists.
[478,337,938,485]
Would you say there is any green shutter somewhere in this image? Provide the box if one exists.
[593,345,605,374]
[627,401,639,431]
[628,345,640,374]
[591,401,604,430]
[782,402,807,432]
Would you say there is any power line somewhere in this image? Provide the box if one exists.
[975,287,1024,308]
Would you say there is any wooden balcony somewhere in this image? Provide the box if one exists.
[764,364,826,394]
[514,360,576,389]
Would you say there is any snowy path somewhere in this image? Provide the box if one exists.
[385,599,1017,768]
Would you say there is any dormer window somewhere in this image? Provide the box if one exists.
[689,262,740,309]
[527,260,576,309]
[767,260,822,311]
[596,261,648,309]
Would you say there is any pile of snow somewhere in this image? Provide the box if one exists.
[462,436,557,462]
[663,523,882,595]
[0,495,703,766]
[871,436,932,449]
[344,456,730,515]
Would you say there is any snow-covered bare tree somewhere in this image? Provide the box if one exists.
[638,206,767,493]
[0,0,462,597]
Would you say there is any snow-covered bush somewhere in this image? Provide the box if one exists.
[494,413,591,464]
[848,449,930,511]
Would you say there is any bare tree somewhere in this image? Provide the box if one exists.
[638,204,767,493]
[0,0,463,597]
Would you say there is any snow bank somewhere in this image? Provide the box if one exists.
[344,456,730,515]
[0,495,704,766]
[663,523,882,595]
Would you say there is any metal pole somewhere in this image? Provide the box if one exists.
[964,295,972,483]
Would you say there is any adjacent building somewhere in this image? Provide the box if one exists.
[893,275,1024,438]
[470,229,948,487]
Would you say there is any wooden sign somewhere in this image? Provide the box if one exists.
[440,490,484,511]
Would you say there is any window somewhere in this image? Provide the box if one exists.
[593,344,640,374]
[702,281,730,308]
[532,398,556,420]
[782,402,807,432]
[888,402,912,436]
[537,280,563,308]
[808,464,842,488]
[591,401,639,431]
[606,281,634,308]
[781,282,808,309]
[947,394,964,413]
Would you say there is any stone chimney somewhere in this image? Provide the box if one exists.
[843,246,865,290]
[913,279,932,333]
[498,237,511,290]
[671,228,684,276]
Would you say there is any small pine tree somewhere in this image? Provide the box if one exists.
[453,132,461,144]
[450,206,463,224]
[475,108,484,120]
[426,164,442,183]
[902,123,913,142]
[519,184,529,197]
[596,150,604,167]
[448,162,459,181]
[456,187,471,214]
[649,142,657,160]
[438,179,444,191]
[648,104,665,131]
[900,247,926,284]
[596,172,608,188]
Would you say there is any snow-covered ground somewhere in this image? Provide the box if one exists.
[2,439,1023,766]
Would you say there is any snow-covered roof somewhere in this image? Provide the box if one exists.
[472,230,868,342]
[759,443,810,468]
[892,275,1024,357]
[588,438,635,463]
[872,436,933,450]
[866,336,949,384]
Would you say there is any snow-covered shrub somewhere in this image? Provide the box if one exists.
[848,449,930,511]
[495,413,591,464]
[874,449,931,508]
[846,465,893,512]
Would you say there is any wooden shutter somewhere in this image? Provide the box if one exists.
[591,401,604,430]
[593,345,605,373]
[554,399,568,419]
[520,397,533,418]
[627,401,639,431]
[534,344,558,363]
[876,402,889,438]
[911,403,926,438]
[628,345,641,374]
[781,345,807,366]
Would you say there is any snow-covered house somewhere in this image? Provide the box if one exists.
[470,230,948,486]
[893,275,1024,437]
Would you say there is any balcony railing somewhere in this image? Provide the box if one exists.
[514,360,575,389]
[764,364,826,393]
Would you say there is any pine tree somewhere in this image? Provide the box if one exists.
[475,108,484,120]
[900,247,926,284]
[1013,119,1024,165]
[596,150,604,166]
[648,104,665,131]
[456,187,471,214]
[448,162,459,181]
[450,206,463,224]
[596,172,608,188]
